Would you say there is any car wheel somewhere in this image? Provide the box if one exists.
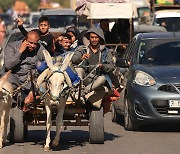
[124,97,139,131]
[111,104,124,124]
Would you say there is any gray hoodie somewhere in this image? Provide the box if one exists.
[72,27,115,73]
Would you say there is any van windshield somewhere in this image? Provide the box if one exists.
[138,40,180,65]
[45,15,77,28]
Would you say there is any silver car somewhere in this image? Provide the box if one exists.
[112,32,180,130]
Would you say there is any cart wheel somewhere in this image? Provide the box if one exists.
[9,107,25,143]
[89,107,104,144]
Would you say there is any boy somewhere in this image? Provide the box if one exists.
[15,16,54,56]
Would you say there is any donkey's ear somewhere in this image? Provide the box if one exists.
[36,68,51,87]
[43,50,58,71]
[60,52,74,72]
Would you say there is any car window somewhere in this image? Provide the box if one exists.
[154,17,180,32]
[7,32,24,43]
[124,37,136,62]
[138,40,180,65]
[0,14,14,25]
[45,15,77,28]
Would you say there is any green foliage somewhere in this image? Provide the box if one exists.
[0,0,70,12]
[0,0,15,12]
[23,0,41,11]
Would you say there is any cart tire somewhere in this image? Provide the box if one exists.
[9,107,25,143]
[89,107,104,144]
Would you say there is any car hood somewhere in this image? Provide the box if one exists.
[134,64,180,79]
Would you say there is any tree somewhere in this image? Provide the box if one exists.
[0,0,15,12]
[23,0,41,11]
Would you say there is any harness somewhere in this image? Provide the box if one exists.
[78,47,113,89]
[39,69,71,101]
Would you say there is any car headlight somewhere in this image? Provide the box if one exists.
[133,71,156,86]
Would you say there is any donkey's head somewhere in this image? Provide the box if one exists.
[37,50,73,101]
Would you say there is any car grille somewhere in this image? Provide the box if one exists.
[158,84,180,94]
[152,100,180,115]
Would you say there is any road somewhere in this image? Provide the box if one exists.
[1,112,180,154]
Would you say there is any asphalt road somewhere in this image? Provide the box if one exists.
[1,112,180,154]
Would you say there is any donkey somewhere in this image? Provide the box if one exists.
[36,50,74,151]
[0,70,13,149]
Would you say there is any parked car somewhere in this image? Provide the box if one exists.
[41,8,77,32]
[29,11,41,25]
[152,9,180,32]
[0,13,15,35]
[112,32,180,130]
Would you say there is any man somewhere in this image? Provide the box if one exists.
[71,27,115,108]
[99,19,117,45]
[4,30,45,112]
[15,16,54,56]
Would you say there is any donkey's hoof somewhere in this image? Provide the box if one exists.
[44,146,50,152]
[52,140,59,147]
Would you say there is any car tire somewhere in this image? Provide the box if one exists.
[111,103,124,124]
[124,97,139,131]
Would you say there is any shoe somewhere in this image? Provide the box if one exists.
[24,91,40,105]
[22,106,30,112]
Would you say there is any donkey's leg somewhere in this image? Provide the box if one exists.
[52,100,66,147]
[3,97,11,146]
[0,105,5,149]
[44,102,52,151]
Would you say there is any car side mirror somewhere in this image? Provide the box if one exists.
[116,58,129,68]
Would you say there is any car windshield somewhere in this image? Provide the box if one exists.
[45,15,76,28]
[138,39,180,65]
[155,17,180,32]
[0,14,13,25]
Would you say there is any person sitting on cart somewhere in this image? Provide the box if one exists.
[4,30,45,112]
[71,27,116,108]
[15,16,54,56]
[54,33,72,58]
[99,19,117,46]
[66,26,80,51]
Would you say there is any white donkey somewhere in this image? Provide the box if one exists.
[37,50,74,151]
[0,71,13,149]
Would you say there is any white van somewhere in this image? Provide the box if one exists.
[152,9,180,32]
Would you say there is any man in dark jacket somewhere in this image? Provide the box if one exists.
[4,30,45,111]
[71,27,115,108]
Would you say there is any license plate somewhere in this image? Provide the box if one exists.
[169,100,180,108]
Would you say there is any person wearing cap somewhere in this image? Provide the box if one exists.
[71,27,115,108]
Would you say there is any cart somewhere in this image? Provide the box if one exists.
[8,68,105,144]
